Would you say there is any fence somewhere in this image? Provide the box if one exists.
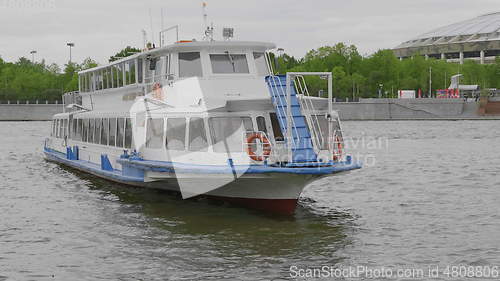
[0,100,62,105]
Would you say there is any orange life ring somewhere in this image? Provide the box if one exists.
[332,135,343,161]
[246,133,271,161]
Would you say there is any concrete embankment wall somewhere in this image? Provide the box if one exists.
[0,104,63,121]
[330,98,495,120]
[0,99,498,121]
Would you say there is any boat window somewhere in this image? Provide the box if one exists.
[130,60,136,84]
[210,53,249,74]
[54,119,59,138]
[82,119,88,142]
[137,59,143,83]
[74,119,80,141]
[256,116,267,134]
[109,68,114,88]
[115,64,124,88]
[107,68,112,89]
[58,120,61,137]
[86,73,91,92]
[188,118,208,152]
[100,118,108,145]
[102,69,108,89]
[253,52,269,76]
[60,119,64,138]
[63,119,68,138]
[116,118,125,147]
[59,119,63,138]
[99,71,105,90]
[125,62,130,85]
[94,118,101,144]
[88,119,94,143]
[164,55,170,78]
[146,118,164,149]
[79,119,83,141]
[95,72,100,90]
[179,52,202,78]
[154,57,163,81]
[112,65,118,88]
[145,58,155,83]
[88,73,94,92]
[109,118,116,146]
[63,119,66,138]
[79,75,85,92]
[209,117,253,152]
[269,113,283,141]
[149,57,157,71]
[166,118,186,151]
[125,118,133,149]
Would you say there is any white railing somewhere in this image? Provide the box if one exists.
[330,129,345,162]
[294,75,324,151]
[285,72,333,160]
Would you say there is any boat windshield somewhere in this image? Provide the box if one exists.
[210,53,249,74]
[209,117,253,152]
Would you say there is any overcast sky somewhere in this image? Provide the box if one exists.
[0,0,499,67]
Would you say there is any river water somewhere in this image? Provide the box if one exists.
[1,121,499,280]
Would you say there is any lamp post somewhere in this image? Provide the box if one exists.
[66,42,75,63]
[378,84,383,98]
[429,67,432,98]
[30,50,37,63]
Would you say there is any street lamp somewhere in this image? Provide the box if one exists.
[67,42,75,63]
[378,84,383,98]
[30,50,37,63]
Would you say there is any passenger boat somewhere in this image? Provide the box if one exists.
[43,32,361,215]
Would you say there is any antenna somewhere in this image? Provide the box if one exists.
[160,8,165,46]
[202,2,208,32]
[149,8,155,46]
[141,29,147,49]
[202,2,213,41]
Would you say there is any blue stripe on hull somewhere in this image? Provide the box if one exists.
[43,147,144,183]
[116,158,362,175]
[44,147,362,185]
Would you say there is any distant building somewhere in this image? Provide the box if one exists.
[393,12,500,64]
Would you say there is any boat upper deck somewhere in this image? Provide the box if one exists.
[74,40,278,112]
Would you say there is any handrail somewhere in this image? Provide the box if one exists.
[294,75,324,150]
[264,52,275,75]
[331,129,345,162]
[285,72,334,159]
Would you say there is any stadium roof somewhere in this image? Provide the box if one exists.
[395,12,500,49]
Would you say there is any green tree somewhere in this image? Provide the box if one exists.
[109,46,141,62]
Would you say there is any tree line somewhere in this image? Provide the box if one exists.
[1,43,499,101]
[273,43,500,98]
[0,57,98,102]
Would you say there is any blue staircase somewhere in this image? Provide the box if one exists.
[265,75,317,163]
